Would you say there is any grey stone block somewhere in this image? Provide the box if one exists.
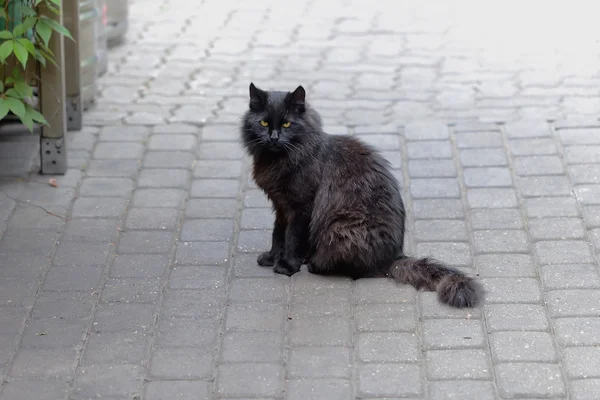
[175,241,230,265]
[144,381,210,400]
[73,364,145,399]
[357,332,419,362]
[526,196,580,218]
[412,199,464,219]
[228,278,288,303]
[156,317,218,348]
[490,331,557,362]
[198,142,244,160]
[161,289,224,318]
[422,319,484,349]
[132,188,186,208]
[80,178,134,197]
[414,219,467,241]
[459,148,508,167]
[287,379,352,400]
[244,189,270,208]
[416,242,472,266]
[186,198,238,219]
[355,278,417,304]
[93,142,144,159]
[408,159,456,178]
[289,347,352,379]
[143,151,195,169]
[584,206,600,227]
[180,219,234,241]
[94,303,154,332]
[240,208,275,230]
[472,230,528,253]
[419,292,482,319]
[463,167,513,187]
[32,291,95,319]
[541,264,600,289]
[569,164,600,184]
[509,138,558,156]
[237,229,271,253]
[43,266,103,292]
[201,124,238,141]
[118,230,174,254]
[517,176,571,197]
[102,277,161,303]
[426,349,491,380]
[565,145,600,163]
[194,159,243,178]
[86,159,140,178]
[410,178,460,198]
[475,254,535,277]
[467,188,518,208]
[0,276,37,307]
[470,208,523,230]
[547,289,600,317]
[289,316,352,346]
[149,347,213,379]
[98,125,150,142]
[563,346,600,379]
[495,363,566,398]
[535,240,594,264]
[10,347,78,379]
[404,121,448,140]
[406,140,453,159]
[81,330,149,365]
[111,254,169,278]
[148,134,196,151]
[0,381,69,400]
[482,277,542,303]
[529,217,585,240]
[514,155,564,176]
[355,303,416,331]
[125,208,180,230]
[575,185,600,205]
[169,266,226,290]
[290,288,352,318]
[428,381,495,400]
[221,331,283,362]
[138,168,190,188]
[572,379,600,400]
[52,240,111,267]
[555,318,600,346]
[190,179,239,198]
[72,197,127,218]
[225,303,286,332]
[216,364,284,397]
[21,318,87,348]
[358,364,421,397]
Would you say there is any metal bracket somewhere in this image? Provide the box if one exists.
[40,137,67,174]
[67,95,82,131]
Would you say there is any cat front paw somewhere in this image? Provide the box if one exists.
[257,251,276,267]
[273,259,301,276]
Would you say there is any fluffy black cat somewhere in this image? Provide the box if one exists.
[240,83,483,308]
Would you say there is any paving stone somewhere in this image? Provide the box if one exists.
[289,316,352,346]
[10,347,78,379]
[529,217,585,240]
[490,331,557,362]
[175,241,230,265]
[21,318,87,348]
[355,303,417,331]
[565,145,600,163]
[111,254,169,278]
[575,185,600,205]
[408,159,456,178]
[482,277,542,303]
[419,292,481,319]
[73,364,145,399]
[0,276,39,306]
[426,349,491,380]
[470,208,523,230]
[416,242,472,266]
[495,363,566,398]
[162,289,225,318]
[225,303,286,332]
[194,159,243,179]
[169,265,226,290]
[535,240,594,264]
[149,347,214,379]
[463,167,513,187]
[93,142,145,159]
[31,291,95,319]
[547,289,600,317]
[157,317,218,348]
[244,189,270,208]
[0,381,69,400]
[290,288,352,318]
[190,179,240,198]
[459,148,508,167]
[198,142,245,160]
[102,277,161,303]
[485,303,550,332]
[505,119,552,137]
[525,196,580,218]
[228,278,288,303]
[571,379,600,400]
[132,188,186,208]
[517,176,571,197]
[358,364,422,397]
[81,330,149,365]
[216,364,284,397]
[583,205,600,227]
[72,197,127,218]
[414,219,467,241]
[118,230,174,253]
[144,381,211,400]
[237,229,271,253]
[428,381,496,400]
[286,379,352,400]
[221,331,283,362]
[514,155,564,176]
[563,347,600,379]
[555,318,600,346]
[355,278,417,304]
[410,178,460,198]
[240,208,275,229]
[412,199,464,219]
[43,266,103,292]
[406,140,453,159]
[472,230,528,253]
[541,264,600,289]
[138,168,190,188]
[86,159,140,177]
[422,319,484,349]
[404,121,449,140]
[180,219,234,241]
[475,253,535,277]
[125,208,180,230]
[143,151,195,169]
[289,347,352,379]
[467,188,518,208]
[357,332,419,362]
[186,198,237,219]
[148,134,197,151]
[455,131,502,148]
[98,125,150,142]
[510,138,558,156]
[94,303,154,332]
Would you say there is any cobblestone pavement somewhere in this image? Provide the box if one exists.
[1,0,600,399]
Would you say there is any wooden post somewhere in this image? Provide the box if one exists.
[63,0,82,130]
[38,0,68,174]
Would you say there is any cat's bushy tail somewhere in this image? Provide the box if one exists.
[389,256,483,308]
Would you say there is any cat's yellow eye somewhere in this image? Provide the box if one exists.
[260,120,269,127]
[282,121,291,128]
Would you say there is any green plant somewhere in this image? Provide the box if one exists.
[0,0,72,131]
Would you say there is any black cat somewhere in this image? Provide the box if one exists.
[240,83,483,308]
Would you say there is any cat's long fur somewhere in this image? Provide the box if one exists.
[241,83,483,308]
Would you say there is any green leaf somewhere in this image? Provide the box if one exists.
[21,110,34,131]
[17,38,35,57]
[27,106,48,125]
[35,0,43,6]
[36,19,52,47]
[11,68,22,79]
[0,30,12,39]
[13,17,37,37]
[5,97,25,118]
[40,16,73,41]
[48,0,61,5]
[13,41,29,69]
[0,100,9,120]
[34,49,47,67]
[0,40,13,63]
[0,80,3,92]
[5,88,21,98]
[18,5,38,17]
[0,9,7,21]
[36,46,56,67]
[15,81,33,98]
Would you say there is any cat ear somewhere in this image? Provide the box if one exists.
[288,85,306,113]
[249,82,266,111]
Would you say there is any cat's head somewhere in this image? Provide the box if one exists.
[241,83,322,154]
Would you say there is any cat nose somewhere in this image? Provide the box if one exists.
[269,132,279,141]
